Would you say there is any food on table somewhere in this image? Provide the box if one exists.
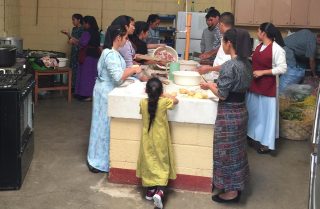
[190,92,208,99]
[170,92,177,97]
[201,92,208,99]
[154,50,176,62]
[187,91,195,96]
[193,92,203,99]
[178,88,209,99]
[179,88,189,94]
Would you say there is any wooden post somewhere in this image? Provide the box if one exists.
[184,13,192,60]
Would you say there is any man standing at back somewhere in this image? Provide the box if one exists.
[198,12,251,80]
[199,7,221,62]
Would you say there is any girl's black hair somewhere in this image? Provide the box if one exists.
[133,21,149,36]
[147,14,160,24]
[259,22,285,47]
[72,13,83,25]
[223,28,237,51]
[83,16,99,31]
[224,28,252,58]
[146,77,163,132]
[104,25,127,49]
[111,15,134,27]
[104,15,134,48]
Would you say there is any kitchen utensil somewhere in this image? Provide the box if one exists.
[0,37,23,54]
[57,58,68,67]
[200,74,208,83]
[172,71,201,86]
[119,79,135,87]
[179,60,199,71]
[135,54,161,61]
[0,46,16,67]
[169,62,180,80]
[153,46,178,70]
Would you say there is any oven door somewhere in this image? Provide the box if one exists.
[20,81,34,150]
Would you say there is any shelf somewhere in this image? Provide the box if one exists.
[158,15,176,21]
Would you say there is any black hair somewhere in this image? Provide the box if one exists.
[104,25,127,49]
[220,12,235,27]
[147,14,160,24]
[205,7,220,19]
[223,28,237,47]
[83,16,99,31]
[104,15,134,48]
[72,14,83,25]
[133,21,149,36]
[111,15,134,28]
[146,77,163,132]
[259,22,285,47]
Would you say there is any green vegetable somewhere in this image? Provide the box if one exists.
[280,107,304,121]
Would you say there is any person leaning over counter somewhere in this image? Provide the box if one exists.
[110,16,136,67]
[279,29,319,92]
[200,28,253,203]
[246,23,287,154]
[130,21,167,66]
[106,16,148,81]
[87,25,142,173]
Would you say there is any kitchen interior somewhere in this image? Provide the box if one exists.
[0,0,320,209]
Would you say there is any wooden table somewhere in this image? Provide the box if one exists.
[34,67,72,104]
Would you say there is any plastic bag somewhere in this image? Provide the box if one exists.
[282,84,312,101]
[303,76,320,96]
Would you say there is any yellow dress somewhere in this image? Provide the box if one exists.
[136,97,176,187]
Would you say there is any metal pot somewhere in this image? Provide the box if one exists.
[0,46,16,67]
[0,37,23,54]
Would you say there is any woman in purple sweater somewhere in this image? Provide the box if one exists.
[74,16,100,101]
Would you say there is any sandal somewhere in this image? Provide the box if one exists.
[257,146,271,154]
[81,97,92,102]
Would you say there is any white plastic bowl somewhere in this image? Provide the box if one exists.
[179,60,199,71]
[173,71,201,86]
[57,58,68,67]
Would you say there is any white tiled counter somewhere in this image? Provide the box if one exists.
[108,80,218,192]
[108,81,219,124]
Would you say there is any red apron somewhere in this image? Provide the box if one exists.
[249,43,276,97]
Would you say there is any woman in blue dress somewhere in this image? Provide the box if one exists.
[87,25,142,173]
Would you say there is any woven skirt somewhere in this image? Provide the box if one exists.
[213,102,249,192]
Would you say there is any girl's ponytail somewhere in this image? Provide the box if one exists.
[146,78,163,132]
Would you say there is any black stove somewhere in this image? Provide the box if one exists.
[0,66,35,190]
[0,74,21,88]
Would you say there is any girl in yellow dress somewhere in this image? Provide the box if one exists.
[136,78,178,209]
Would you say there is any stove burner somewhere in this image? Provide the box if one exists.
[0,74,21,88]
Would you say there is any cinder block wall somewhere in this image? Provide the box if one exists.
[0,0,4,36]
[110,118,213,177]
[0,0,20,37]
[19,0,232,55]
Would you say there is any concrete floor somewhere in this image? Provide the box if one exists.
[0,94,312,209]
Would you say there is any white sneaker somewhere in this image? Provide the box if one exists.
[153,190,164,209]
